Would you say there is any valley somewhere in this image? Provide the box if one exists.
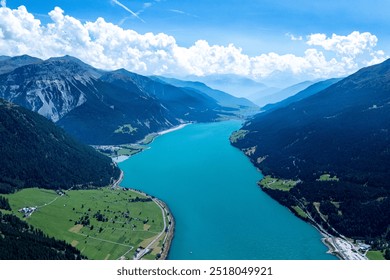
[4,186,172,260]
[1,52,390,261]
[118,121,336,260]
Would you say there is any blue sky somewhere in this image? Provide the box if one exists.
[1,0,389,86]
[6,0,390,55]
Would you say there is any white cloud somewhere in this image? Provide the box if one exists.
[307,31,378,57]
[306,31,388,74]
[1,0,6,8]
[286,33,303,41]
[0,6,387,83]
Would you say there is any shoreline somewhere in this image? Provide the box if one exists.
[239,148,368,260]
[320,234,367,260]
[157,123,190,136]
[287,196,368,260]
[113,182,175,260]
[285,194,368,260]
[108,125,185,259]
[288,197,368,260]
[112,123,191,163]
[154,198,175,260]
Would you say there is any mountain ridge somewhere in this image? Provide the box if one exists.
[0,55,43,75]
[152,76,258,110]
[232,58,390,248]
[260,78,343,113]
[0,55,247,145]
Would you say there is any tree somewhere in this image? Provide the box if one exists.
[0,196,11,210]
[385,249,390,260]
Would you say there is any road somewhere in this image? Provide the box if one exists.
[111,170,124,189]
[134,198,168,260]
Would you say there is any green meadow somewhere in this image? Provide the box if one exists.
[259,176,298,191]
[366,250,385,260]
[5,187,165,260]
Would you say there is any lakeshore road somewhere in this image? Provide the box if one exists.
[134,198,168,260]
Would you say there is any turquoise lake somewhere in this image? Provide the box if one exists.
[119,121,337,260]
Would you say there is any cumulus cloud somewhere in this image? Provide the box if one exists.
[0,5,387,83]
[306,31,387,71]
[307,31,378,56]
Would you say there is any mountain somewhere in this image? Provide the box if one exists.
[101,69,224,122]
[260,78,342,113]
[151,76,258,109]
[186,74,267,98]
[232,59,390,246]
[251,81,314,107]
[0,98,120,194]
[0,55,42,75]
[57,68,179,145]
[0,56,235,145]
[0,55,103,122]
[247,86,281,104]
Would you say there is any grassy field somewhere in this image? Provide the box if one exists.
[317,174,339,182]
[5,187,166,260]
[114,124,138,134]
[291,206,308,219]
[366,250,386,260]
[259,176,298,191]
[140,133,158,145]
[117,145,145,156]
[229,130,249,143]
[95,144,146,157]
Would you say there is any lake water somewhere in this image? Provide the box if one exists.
[119,121,336,260]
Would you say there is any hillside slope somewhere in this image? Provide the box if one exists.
[232,59,390,246]
[261,78,342,113]
[0,98,120,194]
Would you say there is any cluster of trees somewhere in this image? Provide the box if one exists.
[0,212,85,260]
[93,211,108,222]
[76,215,91,226]
[386,249,390,260]
[0,196,11,210]
[128,196,152,203]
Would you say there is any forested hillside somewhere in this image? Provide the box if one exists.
[232,59,390,248]
[0,98,120,194]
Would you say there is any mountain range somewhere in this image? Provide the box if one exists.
[260,78,343,113]
[152,76,257,110]
[251,80,315,107]
[185,74,268,98]
[0,55,255,145]
[232,59,390,246]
